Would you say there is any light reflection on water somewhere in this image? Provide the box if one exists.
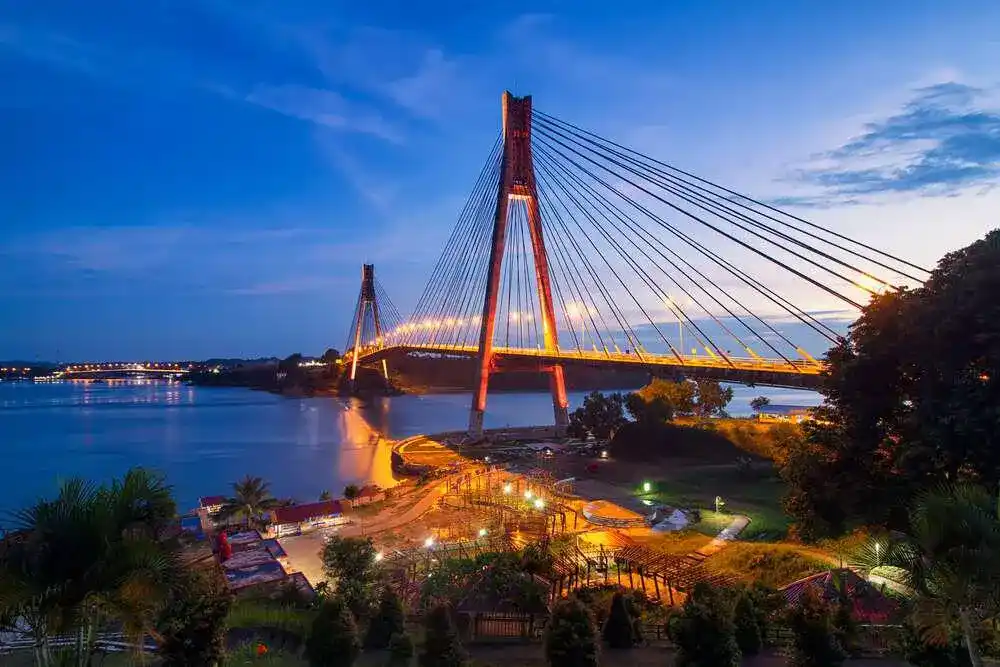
[0,380,821,513]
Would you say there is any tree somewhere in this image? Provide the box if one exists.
[319,490,332,501]
[781,230,1000,536]
[633,378,696,417]
[733,591,762,655]
[321,348,341,363]
[749,396,771,413]
[670,583,741,667]
[419,604,468,667]
[157,565,232,667]
[344,484,361,501]
[364,587,406,650]
[545,597,599,667]
[306,597,361,667]
[567,391,626,440]
[786,588,846,667]
[624,391,674,425]
[0,469,181,666]
[322,536,380,618]
[388,631,416,667]
[219,475,280,530]
[852,484,1000,667]
[694,380,734,417]
[602,592,638,649]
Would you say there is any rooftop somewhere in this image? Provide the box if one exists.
[272,499,343,524]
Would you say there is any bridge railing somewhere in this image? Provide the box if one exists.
[348,342,823,374]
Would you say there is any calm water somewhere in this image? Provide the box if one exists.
[0,380,821,513]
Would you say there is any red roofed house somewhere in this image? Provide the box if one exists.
[272,500,345,537]
[347,485,386,508]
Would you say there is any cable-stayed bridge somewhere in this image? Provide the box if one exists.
[345,92,929,436]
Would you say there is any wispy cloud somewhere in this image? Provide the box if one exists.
[785,82,1000,204]
[243,83,404,143]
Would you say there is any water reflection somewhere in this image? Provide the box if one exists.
[0,380,821,513]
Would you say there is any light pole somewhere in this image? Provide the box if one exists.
[666,296,684,356]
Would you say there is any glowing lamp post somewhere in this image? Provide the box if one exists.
[642,481,652,494]
[424,536,435,549]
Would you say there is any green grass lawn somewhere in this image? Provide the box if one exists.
[650,462,790,540]
[705,542,831,588]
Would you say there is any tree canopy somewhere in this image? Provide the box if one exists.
[567,391,626,440]
[781,229,1000,538]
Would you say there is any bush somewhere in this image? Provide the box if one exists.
[602,592,639,649]
[786,588,846,667]
[388,631,416,667]
[670,583,741,667]
[365,588,406,650]
[306,597,361,667]
[157,566,233,667]
[419,604,468,667]
[901,623,973,667]
[545,598,599,667]
[733,591,762,655]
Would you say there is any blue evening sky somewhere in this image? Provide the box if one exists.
[2,1,999,360]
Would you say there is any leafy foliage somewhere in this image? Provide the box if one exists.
[602,592,638,649]
[388,631,416,667]
[852,484,1000,666]
[544,597,599,667]
[219,475,281,530]
[901,622,973,667]
[567,391,626,440]
[786,588,846,667]
[733,591,762,655]
[781,230,1000,538]
[344,484,361,500]
[306,597,361,667]
[0,468,180,664]
[750,396,771,413]
[364,587,406,650]
[419,604,468,667]
[321,536,380,618]
[670,583,741,667]
[157,565,233,667]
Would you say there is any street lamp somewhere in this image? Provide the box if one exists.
[524,490,533,500]
[534,498,545,510]
[424,536,435,549]
[642,481,652,493]
[665,296,685,356]
[375,551,384,562]
[478,527,488,537]
[503,483,512,495]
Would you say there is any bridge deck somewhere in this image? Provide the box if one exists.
[351,343,824,389]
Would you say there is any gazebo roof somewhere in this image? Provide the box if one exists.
[781,568,899,623]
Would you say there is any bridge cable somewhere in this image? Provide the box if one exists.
[533,109,931,278]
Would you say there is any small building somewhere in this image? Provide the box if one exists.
[347,485,386,508]
[781,568,898,623]
[199,495,227,515]
[757,404,814,424]
[455,570,551,641]
[271,500,345,537]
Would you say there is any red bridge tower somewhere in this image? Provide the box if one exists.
[470,92,569,437]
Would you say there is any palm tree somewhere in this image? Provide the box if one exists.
[0,469,180,666]
[219,475,280,530]
[852,484,1000,667]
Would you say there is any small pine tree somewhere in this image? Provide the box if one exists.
[365,587,407,650]
[786,588,846,667]
[670,583,741,667]
[603,592,636,649]
[306,597,362,667]
[545,598,599,667]
[733,591,763,656]
[419,604,468,667]
[388,631,416,667]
